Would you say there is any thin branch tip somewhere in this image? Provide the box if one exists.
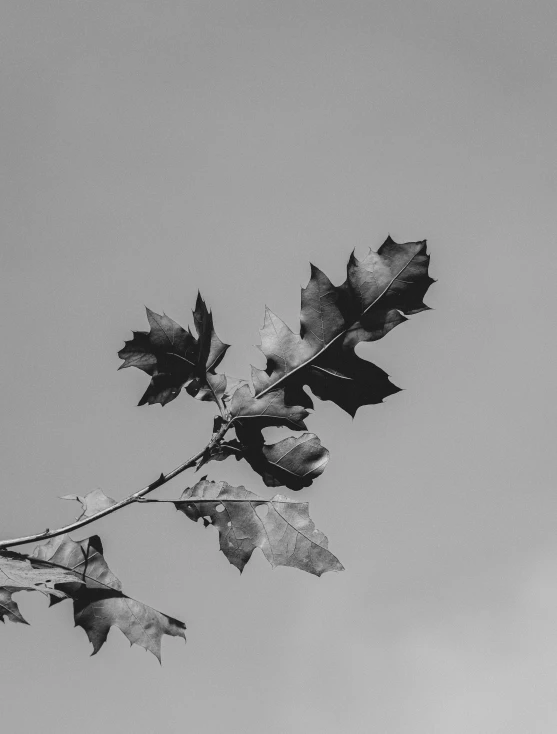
[0,422,230,551]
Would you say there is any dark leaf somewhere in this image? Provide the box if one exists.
[234,425,329,490]
[286,342,402,418]
[118,308,197,406]
[337,237,434,344]
[32,535,186,660]
[60,489,117,520]
[260,433,329,488]
[119,297,231,409]
[176,479,344,576]
[192,293,229,376]
[184,294,230,408]
[252,238,433,415]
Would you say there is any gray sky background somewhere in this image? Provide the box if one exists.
[1,2,556,732]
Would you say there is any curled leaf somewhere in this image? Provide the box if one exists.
[261,433,329,488]
[234,424,329,490]
[200,383,325,487]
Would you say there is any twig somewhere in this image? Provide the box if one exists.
[0,421,231,550]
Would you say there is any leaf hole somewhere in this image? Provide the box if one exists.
[216,504,225,513]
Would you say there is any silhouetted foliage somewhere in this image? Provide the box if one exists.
[0,236,433,660]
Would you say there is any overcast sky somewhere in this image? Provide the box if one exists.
[1,2,556,733]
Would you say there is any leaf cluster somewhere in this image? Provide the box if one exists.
[119,236,433,489]
[0,236,434,661]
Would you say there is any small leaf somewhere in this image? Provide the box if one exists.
[60,489,117,520]
[176,479,344,576]
[234,425,329,490]
[261,433,329,489]
[32,535,186,660]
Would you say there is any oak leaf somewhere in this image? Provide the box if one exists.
[252,238,433,416]
[32,534,186,660]
[234,424,329,490]
[118,308,197,406]
[176,479,344,576]
[118,294,230,409]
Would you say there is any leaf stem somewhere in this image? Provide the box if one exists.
[0,421,231,550]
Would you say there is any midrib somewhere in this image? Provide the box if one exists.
[254,255,416,399]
